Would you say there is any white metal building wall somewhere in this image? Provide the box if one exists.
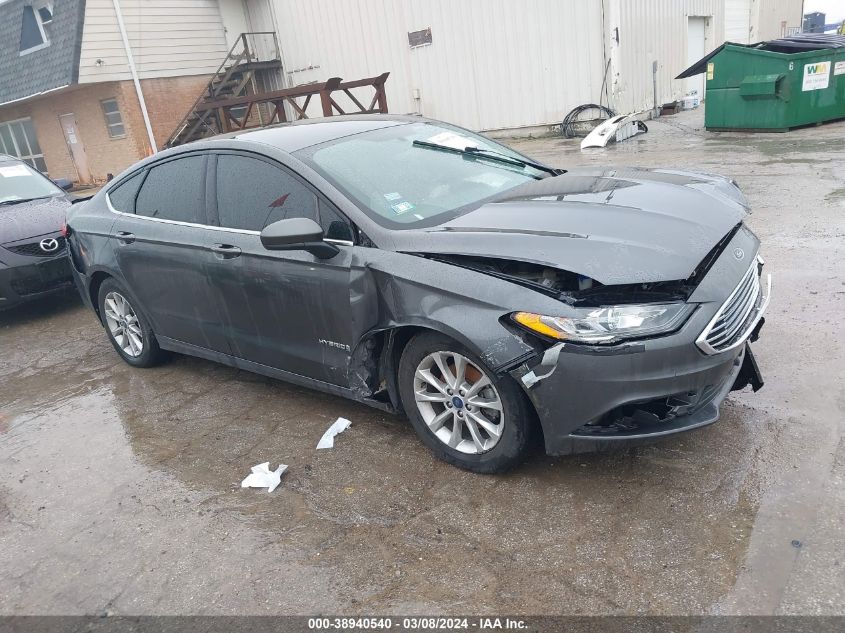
[725,0,752,43]
[609,0,724,114]
[752,0,804,41]
[267,0,727,131]
[270,0,606,131]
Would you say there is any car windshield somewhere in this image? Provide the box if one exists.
[296,121,549,229]
[0,162,62,205]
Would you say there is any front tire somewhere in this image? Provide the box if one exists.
[398,332,536,473]
[98,279,165,368]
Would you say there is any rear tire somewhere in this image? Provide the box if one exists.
[398,331,536,473]
[98,279,165,368]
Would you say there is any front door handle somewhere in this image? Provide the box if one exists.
[115,231,135,244]
[210,243,242,259]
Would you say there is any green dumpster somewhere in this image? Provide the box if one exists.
[677,34,845,131]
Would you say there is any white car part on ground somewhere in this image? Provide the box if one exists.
[581,113,649,149]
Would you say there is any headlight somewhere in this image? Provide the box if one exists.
[512,303,695,344]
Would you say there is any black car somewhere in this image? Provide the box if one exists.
[66,116,769,473]
[0,155,75,310]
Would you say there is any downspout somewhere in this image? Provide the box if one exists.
[111,0,157,153]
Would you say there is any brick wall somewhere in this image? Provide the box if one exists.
[0,74,211,184]
[137,75,212,148]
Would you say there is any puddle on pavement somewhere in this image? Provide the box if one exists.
[1,313,781,612]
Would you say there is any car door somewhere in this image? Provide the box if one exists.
[108,153,231,354]
[205,151,356,386]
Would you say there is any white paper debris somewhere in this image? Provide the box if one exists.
[241,462,287,492]
[316,417,352,449]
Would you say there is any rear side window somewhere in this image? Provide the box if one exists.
[136,155,207,223]
[107,171,144,213]
[216,154,318,231]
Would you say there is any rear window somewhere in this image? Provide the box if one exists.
[135,155,207,224]
[107,171,144,213]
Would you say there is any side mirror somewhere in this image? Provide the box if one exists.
[260,217,340,259]
[54,178,74,191]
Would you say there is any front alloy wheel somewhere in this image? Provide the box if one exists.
[413,351,504,454]
[399,332,536,473]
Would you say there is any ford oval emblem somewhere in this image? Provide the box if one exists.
[733,248,745,261]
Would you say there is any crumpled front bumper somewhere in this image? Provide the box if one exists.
[509,279,769,456]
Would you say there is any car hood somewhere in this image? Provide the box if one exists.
[392,167,748,285]
[0,195,71,245]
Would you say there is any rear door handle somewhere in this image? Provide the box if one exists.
[210,243,242,259]
[115,231,135,244]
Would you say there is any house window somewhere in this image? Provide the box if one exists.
[101,99,126,138]
[19,3,52,55]
[0,118,48,174]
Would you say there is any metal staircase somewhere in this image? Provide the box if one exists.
[166,32,283,148]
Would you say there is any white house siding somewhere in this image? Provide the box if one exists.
[270,0,606,131]
[77,0,229,83]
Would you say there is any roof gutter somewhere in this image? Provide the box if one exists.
[0,84,69,108]
[111,0,157,153]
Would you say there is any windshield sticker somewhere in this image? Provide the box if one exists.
[426,131,479,151]
[391,201,415,215]
[384,192,403,201]
[0,165,31,178]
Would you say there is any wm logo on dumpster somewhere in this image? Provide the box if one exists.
[802,61,831,91]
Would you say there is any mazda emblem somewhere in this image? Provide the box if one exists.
[733,248,745,261]
[39,237,60,253]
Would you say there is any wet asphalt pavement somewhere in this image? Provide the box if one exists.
[1,110,843,615]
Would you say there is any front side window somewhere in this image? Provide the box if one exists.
[0,161,62,204]
[295,121,546,230]
[215,154,318,231]
[0,118,48,174]
[101,99,126,138]
[135,156,207,223]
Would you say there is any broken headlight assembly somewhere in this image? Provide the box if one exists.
[512,303,696,344]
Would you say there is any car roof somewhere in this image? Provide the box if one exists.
[0,153,22,165]
[207,114,423,152]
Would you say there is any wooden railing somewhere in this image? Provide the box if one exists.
[192,72,391,135]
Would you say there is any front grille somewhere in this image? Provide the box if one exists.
[697,258,769,355]
[4,236,67,258]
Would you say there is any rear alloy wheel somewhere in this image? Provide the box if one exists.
[103,291,144,358]
[399,332,535,473]
[98,279,165,368]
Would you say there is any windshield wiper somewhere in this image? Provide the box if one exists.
[412,140,562,178]
[0,196,51,206]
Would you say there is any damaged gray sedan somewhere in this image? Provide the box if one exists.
[66,115,770,473]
